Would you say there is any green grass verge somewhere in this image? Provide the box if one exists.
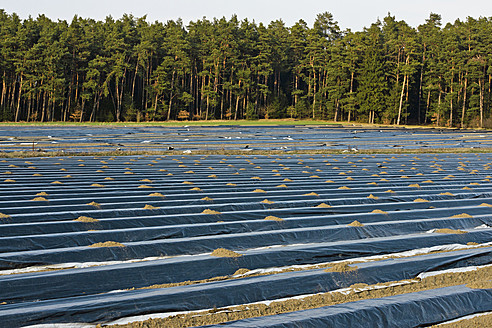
[1,148,492,158]
[0,119,343,127]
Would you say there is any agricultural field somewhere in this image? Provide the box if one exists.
[0,126,491,327]
[1,125,492,153]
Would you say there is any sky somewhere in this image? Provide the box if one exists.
[2,0,492,31]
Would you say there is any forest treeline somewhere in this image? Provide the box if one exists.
[0,10,491,126]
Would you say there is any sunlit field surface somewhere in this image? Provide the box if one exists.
[0,126,491,327]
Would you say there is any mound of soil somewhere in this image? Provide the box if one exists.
[210,248,242,258]
[74,216,99,223]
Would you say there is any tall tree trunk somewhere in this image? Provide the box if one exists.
[1,71,6,110]
[15,73,23,122]
[397,74,407,125]
[41,91,46,122]
[426,90,431,124]
[449,85,453,127]
[437,88,442,127]
[334,99,339,122]
[167,70,176,121]
[460,77,467,128]
[234,80,241,120]
[348,71,354,123]
[479,78,484,128]
[312,70,316,119]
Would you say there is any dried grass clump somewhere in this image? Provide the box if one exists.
[384,190,395,193]
[338,186,351,190]
[201,197,213,201]
[0,213,11,219]
[32,173,43,177]
[182,181,194,185]
[264,215,284,222]
[409,184,420,188]
[148,193,165,198]
[138,185,154,189]
[87,201,101,208]
[4,179,16,182]
[208,174,218,178]
[36,192,49,196]
[261,199,274,204]
[91,183,104,188]
[434,228,468,234]
[276,184,288,188]
[449,213,473,218]
[348,220,364,227]
[74,216,99,223]
[89,241,125,248]
[211,248,242,258]
[283,178,293,182]
[226,183,237,186]
[413,198,429,202]
[143,204,160,210]
[316,203,332,208]
[439,192,455,196]
[324,262,358,273]
[367,194,379,200]
[202,209,221,215]
[462,187,473,190]
[479,203,492,207]
[252,189,266,193]
[233,268,250,276]
[303,192,319,196]
[467,280,492,289]
[31,197,48,201]
[367,182,378,186]
[422,180,434,183]
[124,171,134,175]
[372,209,388,214]
[251,176,261,180]
[140,179,153,183]
[184,171,195,174]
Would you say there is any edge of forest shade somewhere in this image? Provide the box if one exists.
[0,119,490,129]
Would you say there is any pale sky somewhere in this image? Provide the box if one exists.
[2,0,492,31]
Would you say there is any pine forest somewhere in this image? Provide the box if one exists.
[0,10,491,127]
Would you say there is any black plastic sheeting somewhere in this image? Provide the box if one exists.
[204,286,492,328]
[1,125,491,152]
[1,246,490,305]
[0,215,490,254]
[1,249,491,327]
[1,228,491,271]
